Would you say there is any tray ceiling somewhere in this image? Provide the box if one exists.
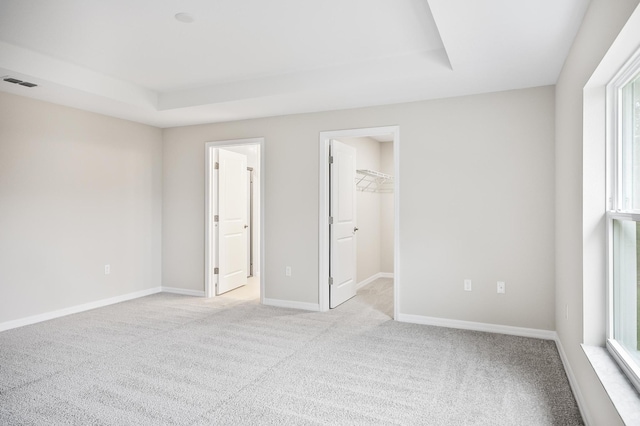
[0,0,590,127]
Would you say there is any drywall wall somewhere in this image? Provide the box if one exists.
[0,91,162,324]
[163,85,555,330]
[339,136,394,281]
[340,136,382,284]
[379,141,394,273]
[555,0,640,424]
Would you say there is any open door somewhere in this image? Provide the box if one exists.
[217,148,248,294]
[330,140,357,308]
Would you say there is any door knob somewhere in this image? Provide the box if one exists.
[244,225,248,229]
[353,227,359,232]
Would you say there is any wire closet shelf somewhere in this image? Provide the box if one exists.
[355,169,394,193]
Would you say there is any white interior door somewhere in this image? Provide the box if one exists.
[217,149,248,295]
[330,140,357,308]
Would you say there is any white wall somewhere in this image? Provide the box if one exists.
[555,0,640,424]
[380,141,394,273]
[162,85,555,330]
[339,136,394,281]
[340,137,382,284]
[0,91,162,324]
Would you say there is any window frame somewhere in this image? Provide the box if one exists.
[605,50,640,395]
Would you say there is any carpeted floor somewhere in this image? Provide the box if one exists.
[0,279,583,425]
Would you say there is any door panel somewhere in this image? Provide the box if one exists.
[330,140,357,308]
[217,149,248,294]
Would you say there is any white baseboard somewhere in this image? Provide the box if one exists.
[263,297,320,312]
[161,287,205,297]
[357,272,394,289]
[0,287,162,332]
[397,313,587,422]
[396,313,557,340]
[555,336,592,426]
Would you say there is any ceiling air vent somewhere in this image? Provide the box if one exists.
[3,76,38,88]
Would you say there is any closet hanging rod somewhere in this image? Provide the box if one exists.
[355,169,394,193]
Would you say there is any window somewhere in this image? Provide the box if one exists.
[607,56,640,394]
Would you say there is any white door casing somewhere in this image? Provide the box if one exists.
[246,168,254,277]
[318,126,399,316]
[330,139,357,308]
[217,148,248,294]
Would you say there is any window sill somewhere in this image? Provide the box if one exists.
[582,345,640,425]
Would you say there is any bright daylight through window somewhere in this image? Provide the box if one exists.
[608,59,640,394]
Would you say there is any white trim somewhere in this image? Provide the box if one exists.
[161,287,206,297]
[556,337,592,426]
[602,22,640,393]
[0,287,162,332]
[205,142,215,298]
[607,211,640,221]
[318,136,330,311]
[582,344,640,425]
[396,313,557,340]
[393,130,400,321]
[262,298,320,312]
[606,339,640,394]
[578,6,640,418]
[357,272,394,290]
[204,137,265,304]
[318,126,400,317]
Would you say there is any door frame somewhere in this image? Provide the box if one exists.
[205,137,265,301]
[318,126,400,316]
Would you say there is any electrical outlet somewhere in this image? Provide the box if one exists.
[285,266,291,276]
[464,279,472,291]
[497,281,505,294]
[104,264,110,275]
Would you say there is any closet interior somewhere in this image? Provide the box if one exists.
[339,136,394,297]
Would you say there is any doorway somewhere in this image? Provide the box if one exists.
[318,126,399,317]
[205,138,264,302]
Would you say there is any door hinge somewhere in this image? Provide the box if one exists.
[329,216,333,225]
[329,277,334,286]
[214,215,219,222]
[329,156,334,164]
[214,162,219,169]
[214,267,219,274]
